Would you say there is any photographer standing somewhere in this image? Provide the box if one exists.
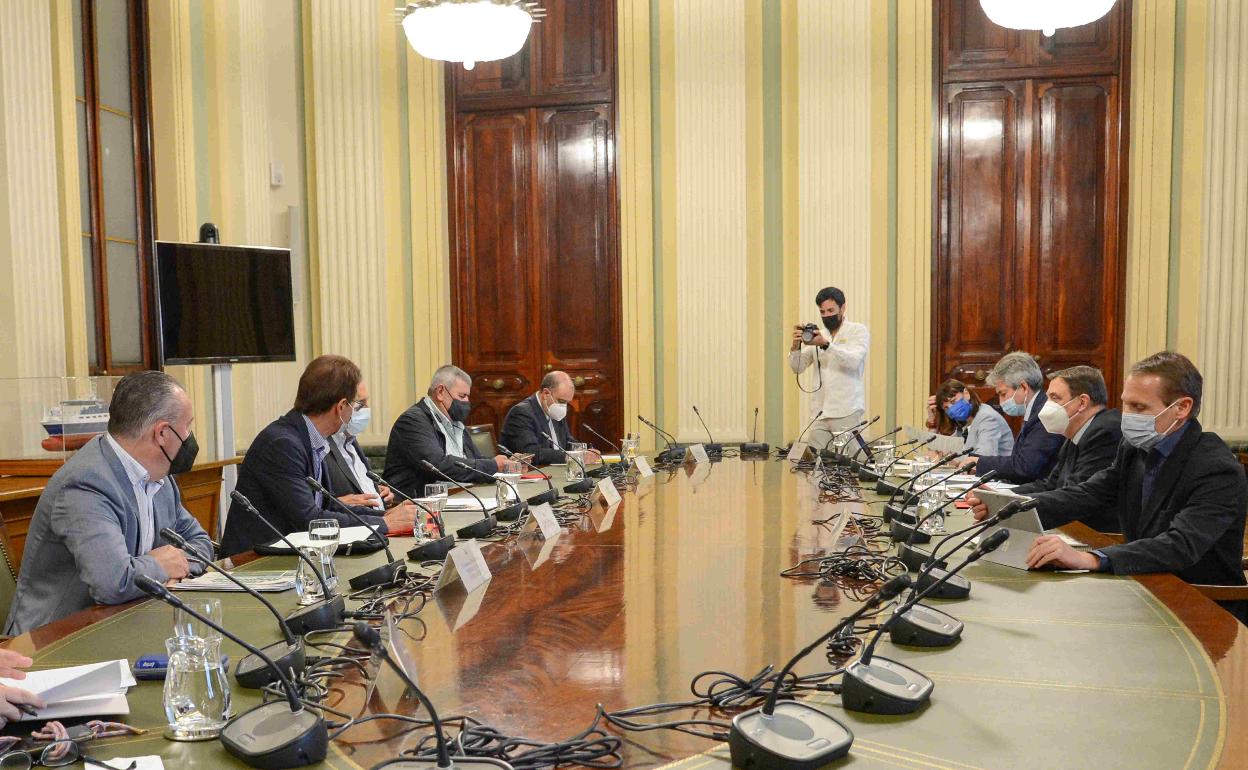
[788,286,870,450]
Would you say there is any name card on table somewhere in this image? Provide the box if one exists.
[685,443,710,465]
[597,477,622,507]
[634,455,654,478]
[787,441,810,462]
[435,539,491,593]
[520,502,562,540]
[594,500,620,533]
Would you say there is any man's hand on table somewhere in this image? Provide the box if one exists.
[1026,535,1099,571]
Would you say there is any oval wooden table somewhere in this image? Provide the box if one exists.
[1,458,1244,769]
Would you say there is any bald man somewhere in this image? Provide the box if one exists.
[500,371,598,466]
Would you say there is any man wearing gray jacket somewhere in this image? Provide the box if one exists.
[4,371,213,636]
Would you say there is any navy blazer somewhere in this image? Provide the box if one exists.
[975,391,1065,483]
[221,410,386,558]
[382,400,495,498]
[499,394,572,466]
[1015,408,1123,532]
[1032,419,1247,619]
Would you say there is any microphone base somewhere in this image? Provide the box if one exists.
[347,559,407,591]
[916,566,971,599]
[888,603,964,647]
[875,479,902,496]
[885,503,917,525]
[728,701,854,770]
[235,639,305,689]
[220,702,328,769]
[284,595,345,637]
[858,466,881,482]
[563,479,595,494]
[407,533,455,561]
[897,543,946,573]
[841,657,933,715]
[656,445,687,463]
[890,520,930,544]
[526,488,559,506]
[456,515,497,539]
[495,502,528,523]
[740,442,771,456]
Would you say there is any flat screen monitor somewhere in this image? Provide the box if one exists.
[155,241,296,365]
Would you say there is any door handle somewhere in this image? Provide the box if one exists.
[974,369,987,382]
[543,364,553,372]
[573,376,586,387]
[490,379,505,391]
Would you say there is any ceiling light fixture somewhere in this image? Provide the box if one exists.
[397,0,545,71]
[979,0,1117,37]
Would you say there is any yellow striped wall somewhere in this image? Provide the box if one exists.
[1124,0,1179,363]
[1198,0,1248,440]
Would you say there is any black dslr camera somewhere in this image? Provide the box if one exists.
[801,323,820,344]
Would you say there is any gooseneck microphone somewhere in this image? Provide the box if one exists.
[497,443,558,506]
[727,575,912,770]
[454,461,527,522]
[690,406,723,455]
[364,469,456,562]
[160,528,305,689]
[353,623,514,770]
[580,423,622,455]
[895,470,999,574]
[135,575,329,768]
[840,530,1010,715]
[229,491,345,636]
[742,406,770,456]
[421,460,497,539]
[304,477,407,591]
[848,424,901,467]
[875,434,937,480]
[884,448,973,508]
[639,415,685,463]
[542,429,596,492]
[818,417,872,461]
[793,410,824,447]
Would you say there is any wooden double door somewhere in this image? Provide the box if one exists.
[446,1,621,448]
[934,0,1130,404]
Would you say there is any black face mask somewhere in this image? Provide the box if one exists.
[822,314,842,332]
[161,426,199,476]
[448,398,472,424]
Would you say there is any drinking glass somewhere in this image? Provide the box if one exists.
[425,482,449,509]
[415,496,441,539]
[873,442,895,470]
[620,437,639,465]
[918,477,947,534]
[295,546,334,605]
[173,597,223,645]
[164,635,231,740]
[496,460,522,505]
[565,450,587,481]
[309,519,340,593]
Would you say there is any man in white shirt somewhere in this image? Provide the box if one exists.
[787,286,871,451]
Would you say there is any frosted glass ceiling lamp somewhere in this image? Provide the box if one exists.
[398,0,544,71]
[979,0,1117,37]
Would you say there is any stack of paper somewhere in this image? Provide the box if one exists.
[445,497,496,511]
[262,525,378,551]
[172,570,297,592]
[0,659,135,720]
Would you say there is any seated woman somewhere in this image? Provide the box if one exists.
[925,379,1014,457]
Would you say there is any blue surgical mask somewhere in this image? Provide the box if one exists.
[344,406,371,436]
[1000,389,1027,417]
[945,398,972,423]
[1121,400,1181,451]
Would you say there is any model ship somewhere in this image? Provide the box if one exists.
[41,400,110,437]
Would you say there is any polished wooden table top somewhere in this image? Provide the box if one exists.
[3,457,1245,769]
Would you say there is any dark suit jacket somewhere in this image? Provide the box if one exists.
[975,391,1065,483]
[499,394,572,465]
[325,435,367,497]
[383,400,495,498]
[1014,408,1123,532]
[221,410,386,558]
[1032,420,1247,607]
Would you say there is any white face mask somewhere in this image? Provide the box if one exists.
[1121,399,1182,450]
[1038,396,1083,435]
[545,395,568,422]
